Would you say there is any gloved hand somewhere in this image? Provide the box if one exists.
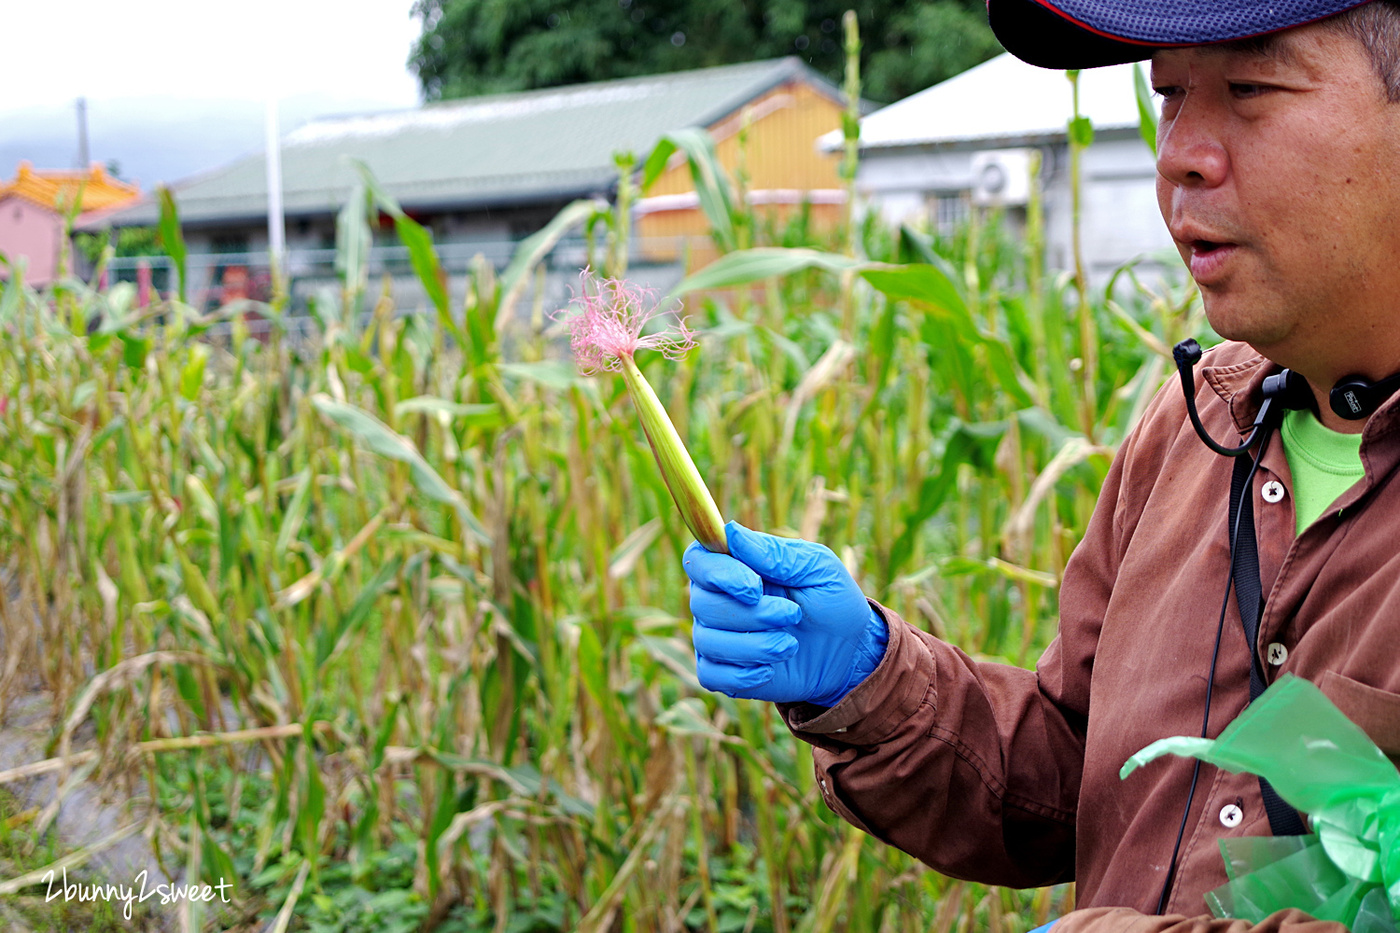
[1027,921,1058,933]
[684,521,888,706]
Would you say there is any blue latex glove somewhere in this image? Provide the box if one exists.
[1028,922,1058,933]
[684,521,888,706]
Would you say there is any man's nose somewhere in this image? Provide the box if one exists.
[1155,97,1229,189]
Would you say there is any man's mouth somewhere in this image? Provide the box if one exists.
[1192,239,1229,254]
[1186,239,1238,283]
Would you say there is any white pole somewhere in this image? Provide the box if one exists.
[264,97,286,276]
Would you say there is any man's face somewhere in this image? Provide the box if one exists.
[1152,24,1400,380]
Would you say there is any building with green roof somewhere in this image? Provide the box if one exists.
[83,57,848,312]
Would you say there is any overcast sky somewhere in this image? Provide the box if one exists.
[0,0,422,187]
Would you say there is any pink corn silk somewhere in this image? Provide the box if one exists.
[561,274,696,374]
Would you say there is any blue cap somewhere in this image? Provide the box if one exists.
[988,0,1377,68]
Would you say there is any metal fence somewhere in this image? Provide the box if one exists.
[103,236,709,321]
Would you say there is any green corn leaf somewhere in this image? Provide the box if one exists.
[393,397,502,428]
[656,697,727,740]
[1134,63,1159,156]
[335,182,372,297]
[270,467,309,554]
[1069,115,1095,148]
[174,663,206,720]
[298,724,326,865]
[860,263,966,317]
[350,159,461,345]
[201,828,238,891]
[497,197,608,333]
[180,343,208,400]
[869,292,899,397]
[393,214,451,321]
[643,128,739,252]
[311,394,489,543]
[177,547,222,622]
[576,620,607,709]
[314,554,401,667]
[889,419,1010,578]
[864,263,1035,408]
[498,360,594,392]
[157,186,187,303]
[119,333,149,369]
[668,247,867,297]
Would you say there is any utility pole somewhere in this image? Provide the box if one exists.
[76,97,90,168]
[264,97,287,287]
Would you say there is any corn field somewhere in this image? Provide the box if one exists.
[0,48,1201,933]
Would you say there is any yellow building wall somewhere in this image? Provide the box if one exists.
[638,79,846,265]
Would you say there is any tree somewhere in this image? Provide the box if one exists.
[408,0,1003,105]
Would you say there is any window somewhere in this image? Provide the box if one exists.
[930,192,970,233]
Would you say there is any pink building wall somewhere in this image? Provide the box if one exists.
[0,195,64,286]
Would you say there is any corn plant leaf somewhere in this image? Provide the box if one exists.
[201,830,239,891]
[1069,115,1095,148]
[888,419,1009,579]
[177,547,222,622]
[180,344,208,401]
[755,325,810,375]
[576,620,608,709]
[174,663,206,720]
[869,292,900,397]
[668,247,867,297]
[498,360,593,392]
[334,182,372,297]
[1134,63,1159,156]
[311,394,488,543]
[656,697,727,740]
[393,397,502,428]
[860,262,966,317]
[635,635,702,692]
[119,333,150,370]
[157,186,187,303]
[643,128,739,252]
[865,264,1036,408]
[298,723,325,864]
[0,257,21,322]
[497,197,608,332]
[424,769,457,899]
[273,469,313,558]
[351,160,461,344]
[393,215,452,322]
[314,555,401,667]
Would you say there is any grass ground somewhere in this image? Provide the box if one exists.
[0,786,165,932]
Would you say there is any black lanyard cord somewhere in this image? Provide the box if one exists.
[1153,423,1311,912]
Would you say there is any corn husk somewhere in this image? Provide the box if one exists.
[618,354,727,554]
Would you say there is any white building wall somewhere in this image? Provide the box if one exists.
[858,135,1180,288]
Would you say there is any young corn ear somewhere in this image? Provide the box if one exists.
[561,273,728,553]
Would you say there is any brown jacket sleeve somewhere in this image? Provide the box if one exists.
[770,395,1156,888]
[776,601,1085,888]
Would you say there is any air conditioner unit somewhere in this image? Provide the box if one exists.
[970,149,1034,207]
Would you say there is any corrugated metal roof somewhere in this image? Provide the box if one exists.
[95,58,837,228]
[820,53,1145,152]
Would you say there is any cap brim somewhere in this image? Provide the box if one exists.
[988,0,1377,70]
[989,0,1165,68]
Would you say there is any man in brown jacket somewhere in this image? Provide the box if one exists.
[684,0,1400,929]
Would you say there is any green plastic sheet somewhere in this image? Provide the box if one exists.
[1119,675,1400,928]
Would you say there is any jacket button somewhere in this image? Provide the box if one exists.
[1267,643,1288,666]
[1220,804,1244,828]
[1261,481,1286,503]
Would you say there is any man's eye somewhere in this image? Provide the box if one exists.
[1152,85,1181,99]
[1229,82,1269,98]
